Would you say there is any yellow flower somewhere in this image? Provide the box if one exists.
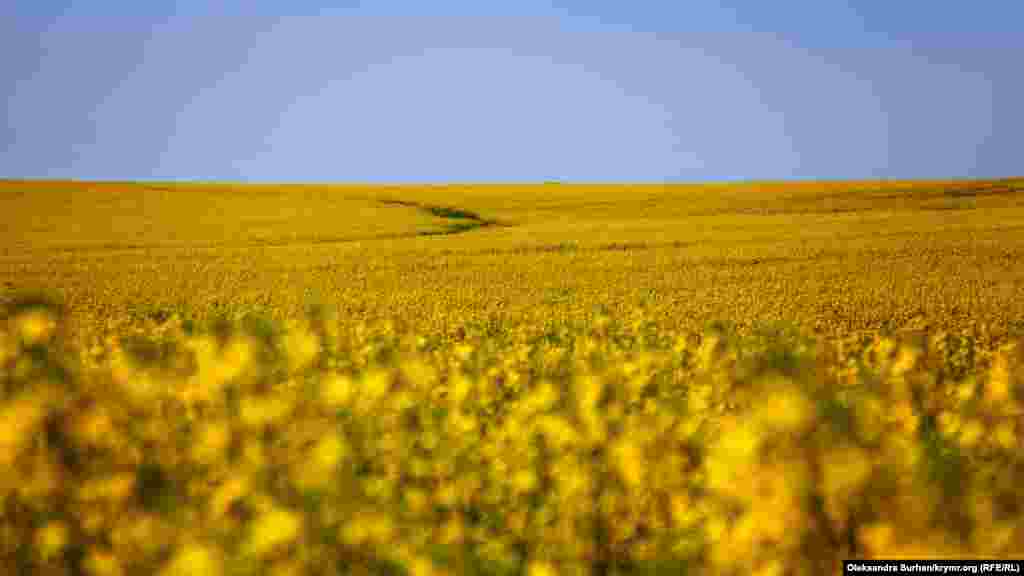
[15,308,58,345]
[0,330,13,366]
[246,507,303,558]
[239,395,291,430]
[241,438,266,470]
[268,560,305,576]
[890,401,919,434]
[454,343,474,362]
[101,473,137,505]
[355,369,393,413]
[958,419,985,448]
[527,380,560,413]
[754,559,785,576]
[340,512,394,546]
[449,373,474,407]
[446,409,478,436]
[955,380,976,404]
[400,358,438,390]
[84,549,124,576]
[937,411,960,436]
[0,395,46,468]
[821,446,873,502]
[510,468,538,494]
[669,493,697,529]
[573,373,604,415]
[294,433,348,492]
[404,489,430,516]
[859,522,896,556]
[995,420,1016,450]
[439,515,464,545]
[526,561,559,576]
[611,437,645,489]
[696,334,724,371]
[987,352,1013,404]
[186,335,221,382]
[312,433,346,472]
[35,520,69,561]
[191,420,232,464]
[210,476,251,521]
[891,345,920,377]
[160,543,224,576]
[537,415,578,451]
[753,380,815,434]
[406,555,439,576]
[218,335,255,383]
[283,326,320,374]
[320,372,354,409]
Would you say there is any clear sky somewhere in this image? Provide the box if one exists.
[2,1,1022,183]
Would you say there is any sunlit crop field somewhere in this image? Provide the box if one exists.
[2,178,1024,575]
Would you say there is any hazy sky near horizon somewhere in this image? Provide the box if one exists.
[2,1,1022,183]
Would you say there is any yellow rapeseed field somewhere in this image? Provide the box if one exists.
[1,178,1023,574]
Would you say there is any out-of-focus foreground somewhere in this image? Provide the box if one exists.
[2,179,1023,574]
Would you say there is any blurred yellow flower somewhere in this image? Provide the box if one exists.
[283,326,320,374]
[958,419,985,448]
[891,345,920,377]
[210,476,251,521]
[0,395,46,468]
[669,492,699,530]
[573,373,603,415]
[218,335,255,383]
[239,395,291,430]
[987,352,1013,404]
[294,432,347,492]
[312,433,346,472]
[160,543,224,576]
[269,560,305,576]
[242,438,267,470]
[696,334,723,371]
[404,488,430,516]
[454,343,474,362]
[449,373,474,407]
[538,415,578,451]
[890,400,919,434]
[15,308,58,345]
[611,437,645,489]
[340,512,394,546]
[956,380,977,404]
[526,561,559,576]
[753,559,785,576]
[84,549,124,576]
[995,420,1017,450]
[320,372,354,409]
[406,555,439,576]
[356,369,393,413]
[821,446,873,503]
[401,358,438,390]
[191,420,232,464]
[527,380,560,413]
[0,330,13,365]
[753,381,815,434]
[510,468,538,494]
[859,522,896,556]
[246,506,303,558]
[35,520,69,561]
[937,410,960,436]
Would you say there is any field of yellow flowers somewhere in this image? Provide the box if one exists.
[2,178,1024,575]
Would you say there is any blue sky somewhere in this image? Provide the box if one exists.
[2,1,1022,183]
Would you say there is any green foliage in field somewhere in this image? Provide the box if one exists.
[2,296,1023,575]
